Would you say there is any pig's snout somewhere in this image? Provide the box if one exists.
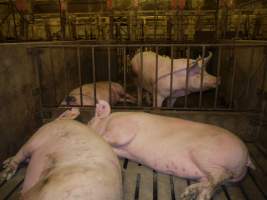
[65,96,77,105]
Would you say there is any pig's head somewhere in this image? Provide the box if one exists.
[188,52,219,92]
[95,100,111,118]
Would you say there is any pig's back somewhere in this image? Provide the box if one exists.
[22,120,122,200]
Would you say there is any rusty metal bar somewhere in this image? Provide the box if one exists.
[155,46,159,107]
[199,46,206,108]
[92,47,96,105]
[169,45,174,107]
[77,47,83,106]
[49,48,57,106]
[229,47,237,108]
[123,47,127,104]
[184,47,190,108]
[214,47,222,108]
[108,47,112,105]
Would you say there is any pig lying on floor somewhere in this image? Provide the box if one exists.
[60,81,136,106]
[0,108,122,200]
[89,100,255,200]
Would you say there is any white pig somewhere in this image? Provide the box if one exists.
[89,100,254,200]
[0,109,122,200]
[131,51,219,107]
[60,81,136,106]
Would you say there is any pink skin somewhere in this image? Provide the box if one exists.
[131,51,219,107]
[0,109,122,200]
[60,81,136,106]
[89,100,255,200]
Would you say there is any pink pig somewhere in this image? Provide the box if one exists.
[131,51,219,107]
[0,109,122,200]
[89,100,254,200]
[61,81,136,106]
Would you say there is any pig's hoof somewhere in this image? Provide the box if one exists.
[0,157,17,184]
[196,190,212,200]
[181,183,201,200]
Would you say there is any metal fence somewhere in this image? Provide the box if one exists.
[28,41,267,113]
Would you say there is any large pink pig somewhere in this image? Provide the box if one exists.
[0,109,122,200]
[61,81,136,106]
[89,100,254,200]
[131,51,219,107]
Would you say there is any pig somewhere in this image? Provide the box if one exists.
[89,100,255,200]
[131,51,219,107]
[60,81,136,106]
[0,108,122,200]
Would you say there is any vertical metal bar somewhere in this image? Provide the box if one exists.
[199,46,206,108]
[245,48,255,98]
[155,46,159,108]
[49,48,57,106]
[107,47,112,105]
[77,47,83,106]
[229,47,237,109]
[169,45,174,107]
[92,47,96,105]
[214,47,222,108]
[123,47,127,104]
[139,47,143,106]
[184,47,190,108]
[62,47,68,100]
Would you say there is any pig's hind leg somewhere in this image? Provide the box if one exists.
[181,161,233,200]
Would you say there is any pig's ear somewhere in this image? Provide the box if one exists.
[196,51,212,68]
[57,108,80,120]
[95,100,111,118]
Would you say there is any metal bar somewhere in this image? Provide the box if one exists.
[245,48,255,98]
[77,47,83,106]
[134,174,141,200]
[138,47,143,106]
[108,47,112,105]
[154,47,159,108]
[153,171,158,200]
[5,42,267,48]
[62,47,68,101]
[49,48,57,106]
[92,47,96,105]
[123,47,127,104]
[214,47,222,108]
[229,47,237,109]
[184,47,190,108]
[169,176,176,200]
[199,46,206,108]
[169,45,174,107]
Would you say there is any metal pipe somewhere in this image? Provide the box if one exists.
[108,47,112,105]
[123,47,127,104]
[92,47,96,105]
[229,47,237,108]
[140,47,143,106]
[49,48,57,106]
[199,46,206,108]
[77,47,83,106]
[169,45,174,107]
[155,46,159,107]
[62,47,68,100]
[214,47,221,108]
[184,47,190,108]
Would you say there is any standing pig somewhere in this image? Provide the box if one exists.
[89,100,254,200]
[0,109,122,200]
[60,81,136,106]
[131,51,219,107]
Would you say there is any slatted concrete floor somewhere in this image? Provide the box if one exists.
[0,143,266,200]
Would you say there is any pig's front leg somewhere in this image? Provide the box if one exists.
[0,146,30,184]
